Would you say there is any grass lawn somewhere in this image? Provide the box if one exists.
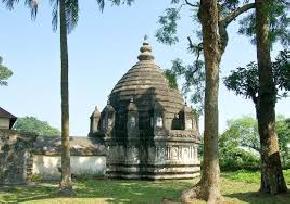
[1,170,290,203]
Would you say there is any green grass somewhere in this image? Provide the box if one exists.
[222,170,261,184]
[0,171,290,203]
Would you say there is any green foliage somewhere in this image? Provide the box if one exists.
[163,58,205,114]
[224,50,290,103]
[0,56,13,86]
[276,115,290,167]
[164,69,179,89]
[219,116,290,170]
[220,117,259,151]
[223,62,259,100]
[238,0,290,46]
[169,58,205,114]
[220,147,260,171]
[219,116,260,171]
[156,7,180,45]
[13,117,60,136]
[156,1,257,114]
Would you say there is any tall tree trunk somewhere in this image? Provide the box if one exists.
[59,0,73,195]
[181,0,221,203]
[255,0,287,195]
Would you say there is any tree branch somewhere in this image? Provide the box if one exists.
[241,143,260,152]
[184,0,198,7]
[220,3,255,25]
[187,36,203,73]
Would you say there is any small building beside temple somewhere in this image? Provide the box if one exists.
[0,107,17,130]
[90,39,200,180]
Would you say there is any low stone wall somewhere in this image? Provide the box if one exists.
[31,136,107,180]
[0,130,36,185]
[32,155,106,180]
[1,133,107,183]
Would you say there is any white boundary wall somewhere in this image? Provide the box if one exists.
[32,155,106,180]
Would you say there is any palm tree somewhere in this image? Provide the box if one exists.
[3,0,134,195]
[3,0,79,194]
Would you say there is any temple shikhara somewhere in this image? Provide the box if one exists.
[90,39,200,180]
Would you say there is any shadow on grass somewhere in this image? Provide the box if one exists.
[227,191,290,204]
[0,179,194,203]
[0,183,58,203]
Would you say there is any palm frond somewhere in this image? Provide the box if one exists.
[2,0,38,19]
[2,0,19,10]
[50,0,59,31]
[49,0,79,33]
[65,0,79,33]
[96,0,105,12]
[25,0,39,19]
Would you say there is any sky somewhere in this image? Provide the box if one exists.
[0,0,289,136]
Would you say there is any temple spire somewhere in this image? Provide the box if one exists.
[144,34,148,42]
[137,35,155,62]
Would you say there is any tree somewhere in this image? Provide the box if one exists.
[13,117,60,136]
[0,56,13,86]
[220,117,261,171]
[224,49,289,193]
[219,116,290,170]
[256,0,288,193]
[220,117,259,152]
[165,58,205,114]
[157,1,256,202]
[3,0,134,195]
[236,0,289,193]
[224,51,289,103]
[276,116,290,167]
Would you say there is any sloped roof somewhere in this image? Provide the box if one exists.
[33,136,106,156]
[0,107,16,119]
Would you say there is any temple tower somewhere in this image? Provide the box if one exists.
[91,38,200,180]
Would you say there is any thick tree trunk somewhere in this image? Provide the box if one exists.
[181,0,221,203]
[255,0,287,195]
[59,0,73,195]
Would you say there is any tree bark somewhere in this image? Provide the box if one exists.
[181,0,222,203]
[255,0,287,195]
[59,0,73,195]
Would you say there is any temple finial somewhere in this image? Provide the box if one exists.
[137,35,154,62]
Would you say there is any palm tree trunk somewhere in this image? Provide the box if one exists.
[181,0,222,202]
[59,0,73,195]
[255,0,287,194]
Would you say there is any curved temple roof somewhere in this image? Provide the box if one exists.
[108,40,184,114]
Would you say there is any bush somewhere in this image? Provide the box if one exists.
[31,174,42,182]
[219,147,260,171]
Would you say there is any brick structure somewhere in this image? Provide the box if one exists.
[0,130,35,185]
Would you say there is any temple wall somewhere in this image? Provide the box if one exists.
[32,155,106,180]
[106,141,200,180]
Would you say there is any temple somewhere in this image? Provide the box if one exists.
[90,39,200,180]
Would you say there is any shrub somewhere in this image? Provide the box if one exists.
[219,147,260,171]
